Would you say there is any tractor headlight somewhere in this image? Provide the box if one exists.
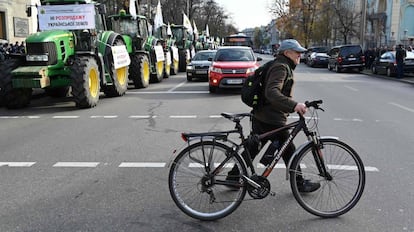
[26,54,49,62]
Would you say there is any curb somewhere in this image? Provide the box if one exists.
[360,70,414,85]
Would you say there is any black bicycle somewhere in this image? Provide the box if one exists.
[168,100,365,221]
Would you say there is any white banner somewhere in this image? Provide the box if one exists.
[38,4,95,31]
[154,45,165,62]
[111,45,131,69]
[165,51,171,66]
[171,46,179,62]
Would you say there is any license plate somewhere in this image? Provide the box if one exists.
[227,79,243,84]
[196,70,207,74]
[348,58,356,61]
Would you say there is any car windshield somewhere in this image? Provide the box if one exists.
[192,51,216,61]
[215,49,254,61]
[313,47,328,53]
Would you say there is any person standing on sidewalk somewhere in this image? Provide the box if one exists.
[396,44,407,79]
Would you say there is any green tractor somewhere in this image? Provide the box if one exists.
[0,0,130,109]
[107,11,165,88]
[170,25,195,72]
[153,24,179,76]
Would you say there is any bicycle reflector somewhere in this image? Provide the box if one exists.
[181,133,188,142]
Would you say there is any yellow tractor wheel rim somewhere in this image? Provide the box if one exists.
[157,61,164,76]
[89,67,99,98]
[143,60,150,82]
[116,66,128,86]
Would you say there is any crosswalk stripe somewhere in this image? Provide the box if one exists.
[119,162,166,167]
[53,162,99,167]
[0,162,36,167]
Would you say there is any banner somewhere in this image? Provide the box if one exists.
[111,45,131,69]
[183,13,193,35]
[38,4,95,31]
[130,0,137,19]
[153,0,164,32]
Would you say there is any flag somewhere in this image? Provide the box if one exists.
[153,0,164,32]
[183,13,193,35]
[167,23,172,36]
[129,0,137,19]
[193,20,199,40]
[205,24,210,37]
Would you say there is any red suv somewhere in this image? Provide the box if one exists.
[208,46,262,93]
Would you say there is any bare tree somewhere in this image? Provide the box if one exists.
[331,0,361,44]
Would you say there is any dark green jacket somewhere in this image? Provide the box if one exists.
[253,54,297,125]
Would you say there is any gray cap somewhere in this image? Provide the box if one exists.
[279,39,307,53]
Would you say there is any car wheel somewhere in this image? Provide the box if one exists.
[328,63,333,71]
[187,75,192,82]
[335,64,341,73]
[386,68,392,77]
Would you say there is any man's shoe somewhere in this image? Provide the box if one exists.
[297,180,320,193]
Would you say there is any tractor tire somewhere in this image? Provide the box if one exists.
[170,49,179,75]
[150,53,164,83]
[103,39,129,97]
[164,52,171,79]
[130,54,150,89]
[178,49,187,72]
[70,57,101,108]
[0,59,32,109]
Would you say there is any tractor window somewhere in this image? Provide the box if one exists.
[138,20,148,38]
[119,19,138,36]
[94,13,105,32]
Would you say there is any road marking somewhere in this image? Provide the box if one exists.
[119,162,166,167]
[170,115,197,119]
[344,85,359,91]
[168,81,187,92]
[129,115,155,119]
[53,162,100,167]
[0,162,36,167]
[389,102,414,113]
[52,116,80,119]
[0,116,22,119]
[209,115,223,118]
[126,91,209,94]
[90,115,118,119]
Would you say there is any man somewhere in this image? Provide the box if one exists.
[228,39,320,193]
[395,44,406,79]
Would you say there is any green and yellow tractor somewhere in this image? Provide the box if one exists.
[153,24,180,76]
[107,11,165,88]
[170,25,194,72]
[0,0,130,109]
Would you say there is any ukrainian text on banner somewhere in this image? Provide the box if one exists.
[38,4,95,31]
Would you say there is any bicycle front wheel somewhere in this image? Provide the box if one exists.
[168,141,247,221]
[289,138,365,218]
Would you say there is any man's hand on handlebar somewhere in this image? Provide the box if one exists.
[294,103,307,115]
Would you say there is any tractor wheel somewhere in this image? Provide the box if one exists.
[103,39,129,97]
[178,49,187,72]
[0,59,32,109]
[70,57,100,108]
[130,54,150,88]
[170,49,179,75]
[150,54,164,83]
[164,52,171,79]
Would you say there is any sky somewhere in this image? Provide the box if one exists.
[217,0,274,30]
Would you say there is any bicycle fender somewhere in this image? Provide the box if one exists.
[285,136,338,180]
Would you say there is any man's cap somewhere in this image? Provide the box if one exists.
[279,39,307,53]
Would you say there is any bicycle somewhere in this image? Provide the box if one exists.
[168,100,365,221]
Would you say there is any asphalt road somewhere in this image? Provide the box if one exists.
[1,55,413,231]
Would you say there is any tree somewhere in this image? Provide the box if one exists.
[331,0,361,44]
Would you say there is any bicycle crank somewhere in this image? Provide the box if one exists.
[245,175,274,199]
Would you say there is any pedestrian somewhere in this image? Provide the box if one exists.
[227,39,320,193]
[395,44,406,79]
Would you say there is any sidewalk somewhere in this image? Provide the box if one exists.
[360,69,414,85]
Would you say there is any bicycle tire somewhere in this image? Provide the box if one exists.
[289,138,365,218]
[168,141,248,221]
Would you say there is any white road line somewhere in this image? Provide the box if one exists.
[209,115,223,118]
[53,162,99,167]
[0,162,36,167]
[129,115,154,119]
[168,81,187,92]
[119,162,166,167]
[389,102,414,113]
[90,115,118,119]
[170,115,197,119]
[344,85,359,91]
[52,116,80,119]
[126,91,209,94]
[0,116,22,119]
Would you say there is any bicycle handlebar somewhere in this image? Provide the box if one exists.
[305,100,324,111]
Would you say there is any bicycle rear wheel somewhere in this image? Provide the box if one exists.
[289,138,365,218]
[168,141,247,221]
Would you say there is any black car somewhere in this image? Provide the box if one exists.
[186,50,216,81]
[327,45,365,73]
[304,46,329,64]
[307,51,330,67]
[371,51,414,77]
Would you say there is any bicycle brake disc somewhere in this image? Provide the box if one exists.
[247,175,271,199]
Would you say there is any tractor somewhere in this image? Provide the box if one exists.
[170,25,195,72]
[107,10,165,88]
[0,0,130,109]
[153,24,179,76]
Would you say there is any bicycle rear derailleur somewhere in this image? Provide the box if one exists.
[246,174,274,199]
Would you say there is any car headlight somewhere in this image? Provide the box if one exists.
[26,54,49,62]
[246,67,256,74]
[186,65,193,70]
[210,67,222,73]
